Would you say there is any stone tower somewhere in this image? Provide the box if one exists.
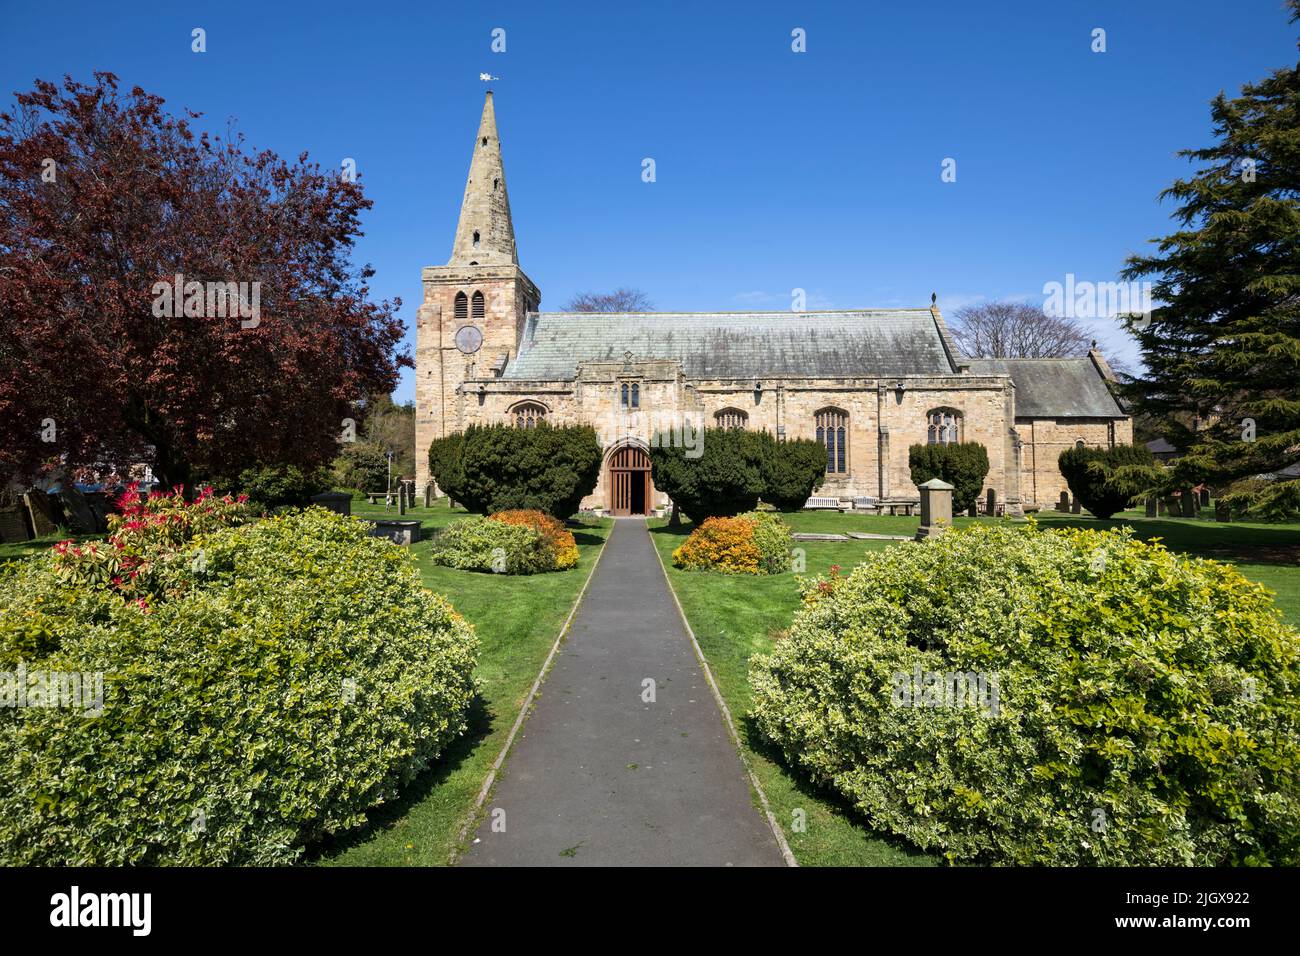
[415,91,540,492]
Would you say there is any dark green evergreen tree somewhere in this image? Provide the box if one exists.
[1121,3,1300,519]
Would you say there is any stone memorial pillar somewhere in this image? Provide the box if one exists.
[424,482,434,508]
[398,485,407,515]
[986,488,996,517]
[916,478,954,541]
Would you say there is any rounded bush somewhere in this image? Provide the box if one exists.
[0,508,478,865]
[488,509,579,570]
[428,516,555,574]
[673,511,793,575]
[750,523,1300,865]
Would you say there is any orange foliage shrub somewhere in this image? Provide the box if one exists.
[488,509,580,570]
[672,516,762,574]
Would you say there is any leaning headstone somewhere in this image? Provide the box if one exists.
[1145,498,1158,518]
[0,505,31,543]
[916,478,954,541]
[84,492,111,532]
[23,491,58,537]
[59,486,98,534]
[1214,500,1231,523]
[986,488,996,516]
[1057,491,1070,513]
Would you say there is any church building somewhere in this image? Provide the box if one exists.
[414,93,1132,515]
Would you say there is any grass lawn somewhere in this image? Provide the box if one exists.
[650,506,1300,867]
[0,529,102,561]
[315,498,611,865]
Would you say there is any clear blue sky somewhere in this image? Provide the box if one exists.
[2,0,1294,401]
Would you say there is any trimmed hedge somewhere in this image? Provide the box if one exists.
[673,510,794,575]
[428,423,601,519]
[0,509,479,865]
[750,523,1300,865]
[1058,443,1156,519]
[908,442,989,513]
[650,427,824,521]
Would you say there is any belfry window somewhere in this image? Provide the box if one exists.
[472,231,481,248]
[815,408,848,474]
[454,292,468,322]
[926,408,963,446]
[471,291,485,321]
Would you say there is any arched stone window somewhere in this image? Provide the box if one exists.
[927,408,963,446]
[714,408,748,429]
[815,408,848,474]
[620,383,640,409]
[454,292,468,322]
[510,402,547,429]
[471,290,485,321]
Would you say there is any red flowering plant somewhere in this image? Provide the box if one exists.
[50,483,252,605]
[799,563,845,607]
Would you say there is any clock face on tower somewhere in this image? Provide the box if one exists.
[454,325,483,354]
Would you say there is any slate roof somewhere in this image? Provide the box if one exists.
[966,358,1125,418]
[503,310,957,380]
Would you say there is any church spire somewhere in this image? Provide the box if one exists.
[449,91,518,266]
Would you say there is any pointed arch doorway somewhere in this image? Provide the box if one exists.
[607,444,653,516]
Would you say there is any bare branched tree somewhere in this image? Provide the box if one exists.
[949,301,1095,358]
[564,288,654,312]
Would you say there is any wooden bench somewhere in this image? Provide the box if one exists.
[852,496,879,512]
[803,496,844,511]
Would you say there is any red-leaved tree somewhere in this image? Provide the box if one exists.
[0,73,408,487]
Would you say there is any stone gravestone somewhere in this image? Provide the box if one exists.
[1145,498,1158,518]
[310,491,351,517]
[1071,496,1082,515]
[1199,488,1211,508]
[915,478,954,541]
[397,484,407,516]
[23,491,58,537]
[1181,490,1197,518]
[59,486,98,534]
[986,488,996,517]
[1057,491,1070,513]
[424,482,434,508]
[84,492,111,532]
[1214,500,1231,523]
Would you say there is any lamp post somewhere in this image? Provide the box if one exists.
[385,447,394,511]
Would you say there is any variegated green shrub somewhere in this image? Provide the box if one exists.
[0,508,478,865]
[750,523,1300,865]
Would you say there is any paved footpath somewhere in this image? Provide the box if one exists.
[460,518,785,866]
